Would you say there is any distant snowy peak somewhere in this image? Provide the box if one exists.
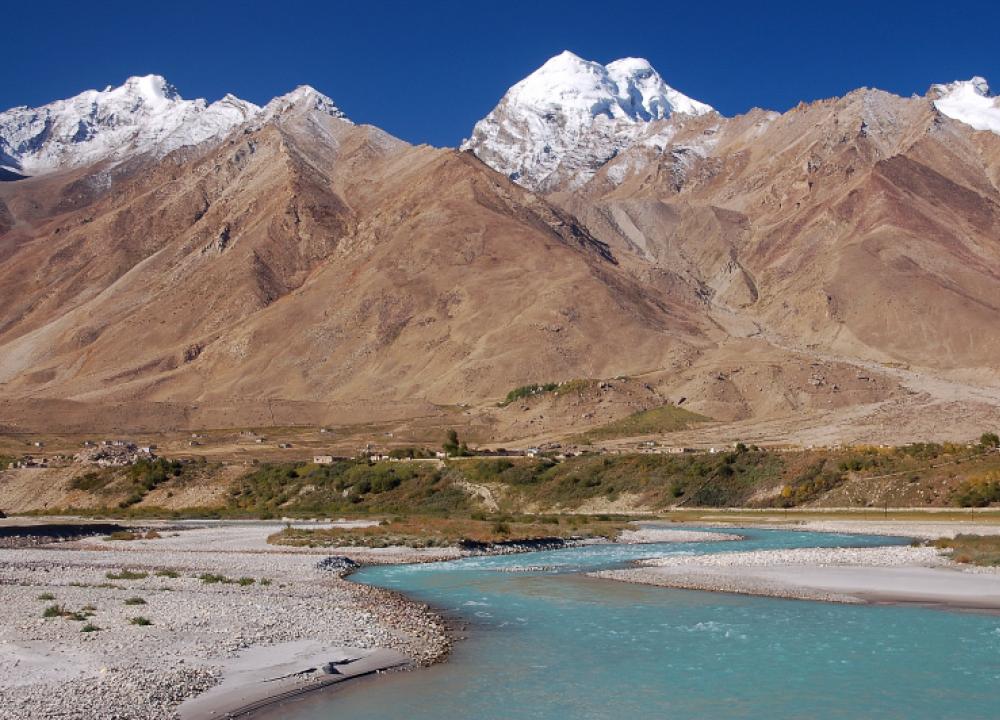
[0,74,261,176]
[931,77,1000,135]
[0,76,350,177]
[503,51,711,123]
[259,85,350,123]
[462,51,714,190]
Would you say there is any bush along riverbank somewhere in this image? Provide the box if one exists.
[7,440,1000,519]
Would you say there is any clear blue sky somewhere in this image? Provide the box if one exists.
[3,0,998,147]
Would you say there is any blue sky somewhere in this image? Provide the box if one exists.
[3,0,998,147]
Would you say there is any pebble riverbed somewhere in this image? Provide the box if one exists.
[0,528,452,720]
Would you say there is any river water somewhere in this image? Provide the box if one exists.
[274,528,1000,719]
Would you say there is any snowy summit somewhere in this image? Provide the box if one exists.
[931,77,1000,135]
[462,51,714,190]
[0,76,349,177]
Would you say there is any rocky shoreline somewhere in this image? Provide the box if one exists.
[0,523,453,720]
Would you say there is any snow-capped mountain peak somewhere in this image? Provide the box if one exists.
[0,77,352,177]
[0,75,263,176]
[605,58,713,119]
[259,85,349,122]
[462,50,713,190]
[931,77,1000,134]
[107,74,182,107]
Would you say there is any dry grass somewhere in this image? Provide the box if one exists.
[933,534,1000,566]
[580,405,710,442]
[268,515,628,549]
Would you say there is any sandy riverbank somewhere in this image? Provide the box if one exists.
[616,527,743,544]
[592,544,1000,612]
[708,518,1000,540]
[0,521,454,720]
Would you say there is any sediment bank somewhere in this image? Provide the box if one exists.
[592,545,1000,611]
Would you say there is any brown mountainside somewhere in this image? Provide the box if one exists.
[0,101,708,435]
[1,84,999,446]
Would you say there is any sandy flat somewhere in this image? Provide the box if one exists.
[177,641,408,719]
[593,546,1000,611]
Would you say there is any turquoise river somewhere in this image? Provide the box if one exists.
[269,528,1000,719]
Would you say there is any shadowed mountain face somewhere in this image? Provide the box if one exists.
[1,67,999,443]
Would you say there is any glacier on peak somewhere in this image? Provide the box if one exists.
[931,77,1000,135]
[0,76,349,177]
[462,50,713,190]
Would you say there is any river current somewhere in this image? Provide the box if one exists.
[272,528,1000,719]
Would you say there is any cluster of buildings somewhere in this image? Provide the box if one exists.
[74,440,158,467]
[7,455,59,469]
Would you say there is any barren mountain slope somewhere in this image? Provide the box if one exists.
[554,87,1000,379]
[2,70,999,444]
[0,98,712,430]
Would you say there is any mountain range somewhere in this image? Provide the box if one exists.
[1,51,999,447]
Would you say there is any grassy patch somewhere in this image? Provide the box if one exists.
[128,616,153,626]
[498,382,559,407]
[37,592,56,601]
[155,569,179,578]
[124,597,146,606]
[579,405,710,441]
[81,623,100,633]
[198,573,232,584]
[934,535,1000,566]
[69,471,114,492]
[43,604,95,621]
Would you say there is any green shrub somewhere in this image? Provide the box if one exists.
[81,623,101,633]
[43,604,68,618]
[776,460,845,507]
[198,573,231,584]
[124,597,146,606]
[237,577,255,586]
[37,592,55,601]
[70,471,112,492]
[128,616,152,626]
[951,472,1000,507]
[155,569,179,578]
[498,382,559,407]
[442,429,470,457]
